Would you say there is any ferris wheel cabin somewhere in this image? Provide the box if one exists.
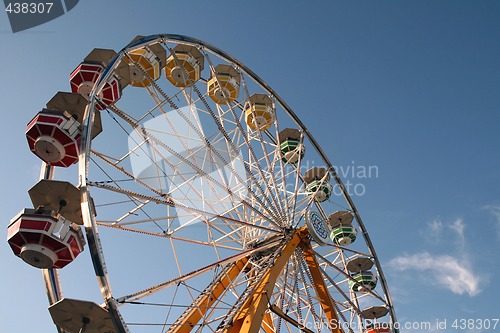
[26,92,103,167]
[26,109,81,167]
[69,48,122,110]
[7,179,85,268]
[124,36,166,87]
[278,128,305,164]
[208,64,241,104]
[303,167,332,202]
[362,306,392,333]
[244,93,275,131]
[165,44,204,87]
[7,208,85,269]
[347,257,378,292]
[328,210,357,245]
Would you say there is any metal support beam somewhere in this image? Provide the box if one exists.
[225,228,307,333]
[168,226,344,333]
[302,241,343,333]
[169,257,248,333]
[262,312,275,333]
[269,304,314,333]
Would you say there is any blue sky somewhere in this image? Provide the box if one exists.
[1,1,499,332]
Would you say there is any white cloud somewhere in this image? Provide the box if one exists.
[428,219,443,233]
[421,218,467,247]
[428,219,443,234]
[389,252,482,297]
[421,218,443,244]
[449,218,464,238]
[482,204,500,239]
[448,218,465,247]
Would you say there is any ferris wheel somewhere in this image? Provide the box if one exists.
[8,34,397,333]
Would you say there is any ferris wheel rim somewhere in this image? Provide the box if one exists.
[75,33,397,332]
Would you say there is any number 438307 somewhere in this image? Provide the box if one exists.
[5,2,54,14]
[452,319,499,330]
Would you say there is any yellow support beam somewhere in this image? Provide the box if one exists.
[302,242,344,333]
[262,312,275,333]
[170,226,344,333]
[170,257,248,333]
[225,227,307,333]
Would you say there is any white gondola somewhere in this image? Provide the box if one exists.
[328,210,357,245]
[278,128,305,164]
[304,167,332,202]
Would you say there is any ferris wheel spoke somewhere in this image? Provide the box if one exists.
[270,255,306,332]
[279,134,309,227]
[91,149,168,200]
[268,125,293,227]
[94,132,282,233]
[230,79,286,222]
[248,123,289,221]
[317,264,365,318]
[115,239,281,305]
[88,182,281,239]
[108,101,284,228]
[318,243,373,260]
[242,135,286,224]
[88,152,173,238]
[298,245,352,332]
[161,47,274,216]
[187,55,285,223]
[95,221,248,251]
[165,257,251,333]
[289,256,304,327]
[295,255,320,323]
